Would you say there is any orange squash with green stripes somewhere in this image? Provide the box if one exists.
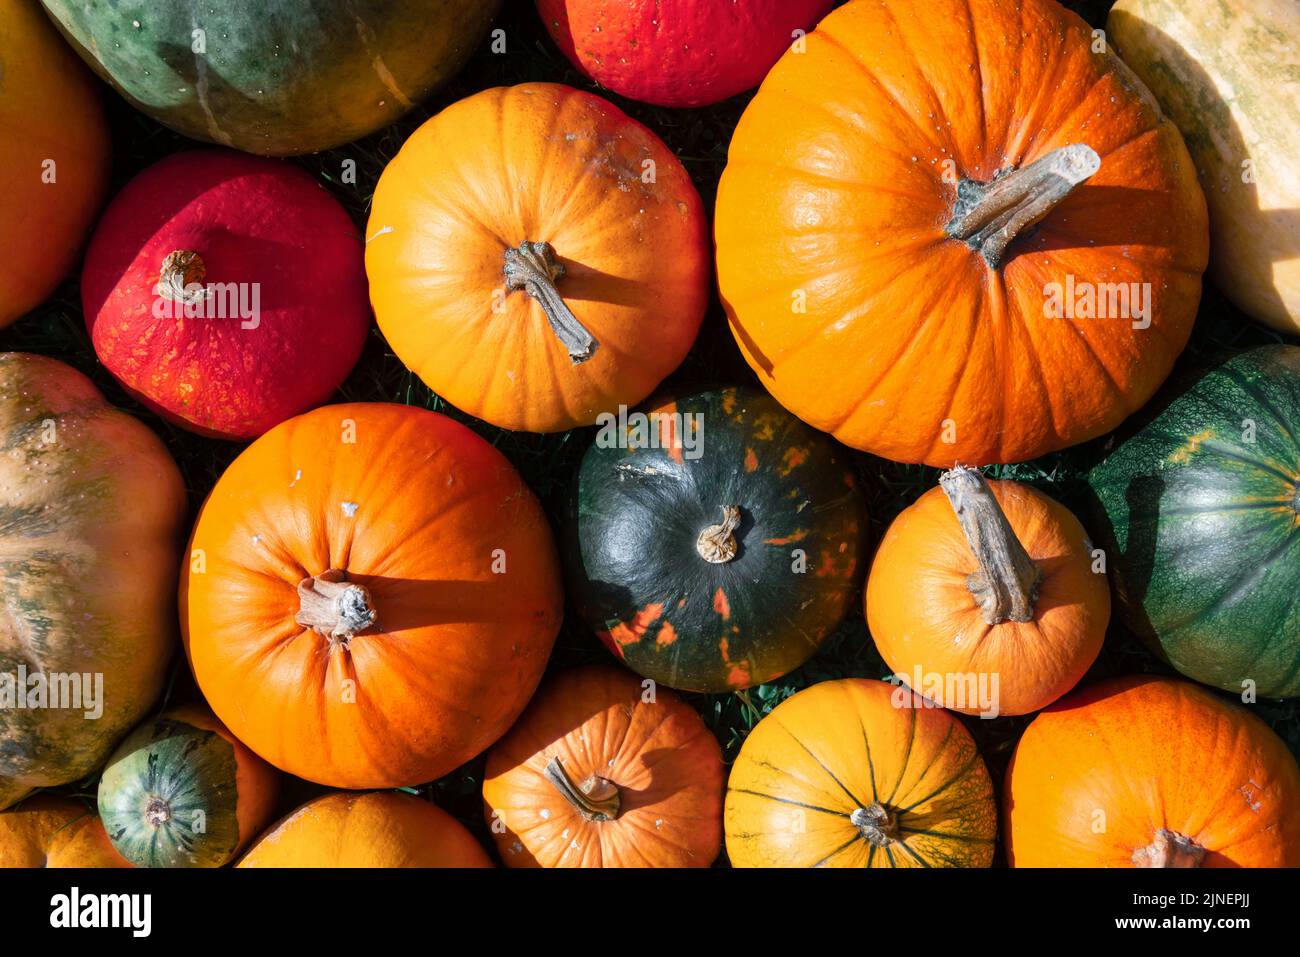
[566,387,866,693]
[725,678,996,867]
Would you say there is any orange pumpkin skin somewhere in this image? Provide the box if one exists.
[181,403,564,789]
[726,679,997,867]
[366,83,709,433]
[1005,676,1300,867]
[867,478,1109,717]
[0,0,109,326]
[237,791,492,868]
[715,0,1208,466]
[0,796,130,868]
[483,666,724,867]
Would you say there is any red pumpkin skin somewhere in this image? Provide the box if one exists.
[82,150,369,440]
[537,0,835,108]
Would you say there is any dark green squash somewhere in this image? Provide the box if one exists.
[97,705,278,868]
[567,386,867,693]
[39,0,502,155]
[1087,346,1300,698]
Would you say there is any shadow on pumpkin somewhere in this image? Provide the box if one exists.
[343,575,561,633]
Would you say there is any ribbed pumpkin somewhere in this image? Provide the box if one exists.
[715,0,1208,466]
[1005,676,1300,867]
[0,0,109,326]
[98,704,279,868]
[567,386,866,693]
[1109,0,1300,333]
[0,796,129,868]
[39,0,502,156]
[238,792,492,868]
[867,467,1109,716]
[537,0,834,108]
[82,150,370,441]
[1087,346,1300,698]
[366,83,709,433]
[181,402,564,788]
[0,353,187,811]
[483,666,724,867]
[726,679,996,867]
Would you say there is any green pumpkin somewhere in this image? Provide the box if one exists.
[39,0,502,155]
[98,706,277,868]
[1087,346,1300,698]
[567,386,867,693]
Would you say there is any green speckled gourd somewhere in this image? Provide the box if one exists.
[98,705,278,868]
[0,353,186,810]
[38,0,503,155]
[567,386,867,693]
[1087,346,1300,697]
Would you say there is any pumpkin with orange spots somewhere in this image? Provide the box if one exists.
[483,666,723,867]
[566,386,866,693]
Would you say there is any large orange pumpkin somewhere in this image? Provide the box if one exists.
[181,403,564,789]
[483,666,724,867]
[725,679,997,867]
[866,467,1109,716]
[0,0,110,326]
[0,796,129,868]
[1005,676,1300,867]
[366,83,710,433]
[715,0,1208,466]
[237,791,492,868]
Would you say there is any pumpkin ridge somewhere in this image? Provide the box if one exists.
[774,718,869,810]
[814,21,960,163]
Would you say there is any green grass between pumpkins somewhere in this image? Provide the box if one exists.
[5,0,1295,867]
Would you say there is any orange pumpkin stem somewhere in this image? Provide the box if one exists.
[946,143,1100,267]
[939,467,1041,625]
[543,757,621,822]
[158,249,209,305]
[1133,829,1205,868]
[503,241,598,363]
[295,569,377,643]
[850,803,898,848]
[696,505,742,563]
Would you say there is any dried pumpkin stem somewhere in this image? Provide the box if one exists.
[1132,829,1206,868]
[850,803,898,848]
[144,797,172,827]
[696,505,742,563]
[939,466,1041,625]
[158,249,209,305]
[946,143,1101,268]
[296,569,377,642]
[503,241,598,363]
[543,757,621,822]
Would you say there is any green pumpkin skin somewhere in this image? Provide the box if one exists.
[1088,346,1300,698]
[567,386,867,693]
[39,0,503,156]
[98,708,275,868]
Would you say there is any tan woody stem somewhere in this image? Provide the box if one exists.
[296,569,377,642]
[503,241,598,363]
[543,757,620,822]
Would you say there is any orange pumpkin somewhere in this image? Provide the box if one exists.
[715,0,1208,466]
[366,82,710,433]
[0,796,129,868]
[1005,676,1300,867]
[181,402,564,788]
[866,467,1109,716]
[725,679,997,867]
[237,791,491,868]
[482,666,724,867]
[0,0,110,326]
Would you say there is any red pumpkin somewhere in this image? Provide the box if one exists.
[538,0,835,108]
[82,150,370,440]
